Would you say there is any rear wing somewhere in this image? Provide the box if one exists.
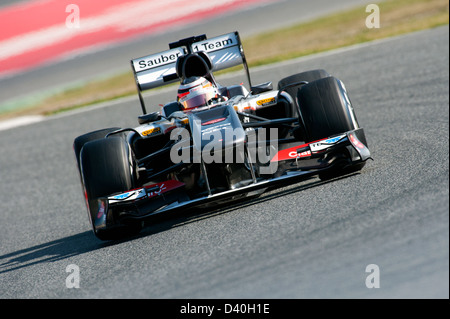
[131,31,251,114]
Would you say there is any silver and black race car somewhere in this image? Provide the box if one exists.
[73,31,371,240]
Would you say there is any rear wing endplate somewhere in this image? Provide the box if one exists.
[131,31,251,114]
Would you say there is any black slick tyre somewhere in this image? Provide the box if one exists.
[277,69,330,97]
[278,69,330,112]
[278,69,330,139]
[80,136,141,240]
[297,76,364,180]
[297,76,358,142]
[73,127,120,174]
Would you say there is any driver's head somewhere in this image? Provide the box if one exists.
[177,76,219,110]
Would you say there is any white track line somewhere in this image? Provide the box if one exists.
[0,115,45,131]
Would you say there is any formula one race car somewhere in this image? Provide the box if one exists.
[73,31,371,240]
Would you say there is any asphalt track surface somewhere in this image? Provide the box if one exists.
[0,25,448,300]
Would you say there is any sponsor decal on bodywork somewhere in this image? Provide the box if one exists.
[141,127,161,136]
[256,97,276,107]
[348,132,365,149]
[135,49,184,71]
[108,180,184,204]
[270,142,310,162]
[309,134,346,152]
[202,117,227,126]
[270,134,347,162]
[191,33,235,53]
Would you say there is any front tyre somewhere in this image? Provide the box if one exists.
[80,136,142,240]
[297,76,365,180]
[73,127,121,174]
[297,76,359,142]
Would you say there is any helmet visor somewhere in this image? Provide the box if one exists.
[179,86,216,110]
[180,94,210,110]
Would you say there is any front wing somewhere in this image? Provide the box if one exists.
[91,128,371,232]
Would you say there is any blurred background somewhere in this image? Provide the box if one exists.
[0,0,379,120]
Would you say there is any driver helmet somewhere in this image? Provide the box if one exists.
[177,76,219,110]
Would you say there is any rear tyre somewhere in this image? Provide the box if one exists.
[278,69,330,111]
[80,136,142,240]
[296,76,364,180]
[278,69,330,139]
[278,69,330,95]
